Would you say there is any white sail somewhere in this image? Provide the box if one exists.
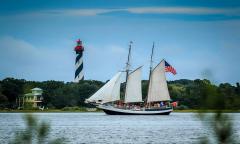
[86,72,122,104]
[111,75,121,102]
[147,60,170,103]
[124,66,143,103]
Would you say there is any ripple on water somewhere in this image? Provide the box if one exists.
[0,113,239,144]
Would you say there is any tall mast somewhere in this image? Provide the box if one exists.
[149,42,154,80]
[123,41,132,102]
[126,41,132,83]
[146,42,155,104]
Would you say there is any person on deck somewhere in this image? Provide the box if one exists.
[160,101,164,107]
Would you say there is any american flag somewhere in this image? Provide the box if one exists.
[165,60,177,75]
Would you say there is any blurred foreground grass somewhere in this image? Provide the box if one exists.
[10,114,65,144]
[198,84,238,144]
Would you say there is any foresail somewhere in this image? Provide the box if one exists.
[125,66,143,103]
[147,60,170,103]
[111,73,121,102]
[86,72,122,104]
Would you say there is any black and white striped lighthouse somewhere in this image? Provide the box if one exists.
[74,39,84,82]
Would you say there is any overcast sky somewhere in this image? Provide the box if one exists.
[0,0,239,84]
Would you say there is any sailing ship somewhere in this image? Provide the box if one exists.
[85,42,176,115]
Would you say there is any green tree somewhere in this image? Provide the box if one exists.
[1,78,25,108]
[40,80,65,108]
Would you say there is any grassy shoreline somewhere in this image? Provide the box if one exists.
[0,109,102,113]
[0,109,239,113]
[173,109,240,113]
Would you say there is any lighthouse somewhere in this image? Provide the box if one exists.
[74,39,84,82]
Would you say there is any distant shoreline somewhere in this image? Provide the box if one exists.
[0,109,239,113]
[174,109,240,113]
[0,109,101,113]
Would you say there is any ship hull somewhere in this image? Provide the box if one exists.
[97,105,173,115]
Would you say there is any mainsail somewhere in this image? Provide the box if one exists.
[86,72,122,104]
[147,60,170,103]
[124,66,143,103]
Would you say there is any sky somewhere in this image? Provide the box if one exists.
[0,0,240,84]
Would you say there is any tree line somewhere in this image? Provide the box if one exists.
[0,78,239,110]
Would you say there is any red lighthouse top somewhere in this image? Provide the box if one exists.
[74,39,84,53]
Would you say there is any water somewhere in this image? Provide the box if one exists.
[0,112,239,144]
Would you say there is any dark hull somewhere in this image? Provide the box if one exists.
[102,108,172,115]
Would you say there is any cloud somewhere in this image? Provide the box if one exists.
[0,36,39,66]
[0,36,130,82]
[0,36,74,81]
[29,9,115,17]
[2,7,240,19]
[4,9,117,18]
[85,44,128,81]
[127,7,240,16]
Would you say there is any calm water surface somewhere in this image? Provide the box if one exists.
[0,112,239,144]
